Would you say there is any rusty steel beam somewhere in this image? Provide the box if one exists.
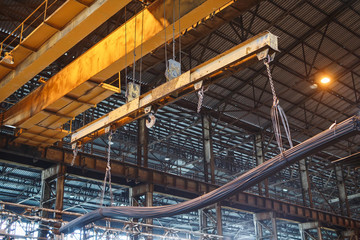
[70,31,278,145]
[0,0,132,103]
[2,0,261,129]
[31,146,359,230]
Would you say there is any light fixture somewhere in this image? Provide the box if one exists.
[1,52,14,65]
[164,157,170,161]
[282,188,288,192]
[320,77,331,84]
[309,83,318,89]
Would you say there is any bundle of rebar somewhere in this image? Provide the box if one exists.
[60,115,359,234]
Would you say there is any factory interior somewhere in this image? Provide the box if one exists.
[0,0,359,239]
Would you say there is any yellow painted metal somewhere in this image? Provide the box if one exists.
[70,31,279,144]
[0,0,131,103]
[3,0,254,127]
[4,0,262,147]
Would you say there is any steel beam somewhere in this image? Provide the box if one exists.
[299,158,313,208]
[253,212,277,240]
[202,115,215,184]
[137,118,149,168]
[3,0,261,129]
[254,133,269,197]
[32,146,360,230]
[0,0,131,103]
[334,164,350,217]
[216,202,223,236]
[70,31,278,145]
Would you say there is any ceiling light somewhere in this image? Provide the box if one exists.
[309,83,318,89]
[282,188,288,192]
[320,77,331,84]
[1,52,14,65]
[164,157,170,161]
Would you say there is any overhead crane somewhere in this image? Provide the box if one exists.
[0,0,132,103]
[70,31,278,145]
[1,0,262,147]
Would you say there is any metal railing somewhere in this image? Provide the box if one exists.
[0,0,62,56]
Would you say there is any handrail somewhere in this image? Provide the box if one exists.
[0,0,61,55]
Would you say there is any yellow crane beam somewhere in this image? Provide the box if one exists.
[0,0,132,103]
[2,0,262,147]
[70,31,278,145]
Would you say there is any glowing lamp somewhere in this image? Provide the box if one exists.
[320,77,331,84]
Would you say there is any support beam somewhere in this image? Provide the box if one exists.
[137,118,149,168]
[39,164,66,236]
[299,158,313,208]
[202,115,215,184]
[3,0,262,129]
[39,168,53,238]
[130,183,154,239]
[253,212,277,240]
[299,221,323,240]
[0,0,131,103]
[334,164,350,217]
[254,133,269,197]
[216,202,223,237]
[70,31,278,145]
[54,164,66,234]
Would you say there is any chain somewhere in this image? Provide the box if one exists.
[197,87,204,113]
[264,58,293,152]
[197,86,209,113]
[71,145,79,166]
[100,130,114,207]
[264,60,277,105]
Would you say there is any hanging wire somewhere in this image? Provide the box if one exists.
[264,58,293,153]
[139,3,145,84]
[132,14,137,84]
[100,130,114,207]
[178,0,181,65]
[164,0,168,71]
[172,0,176,60]
[125,7,128,101]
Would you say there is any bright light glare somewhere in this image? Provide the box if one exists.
[320,77,331,84]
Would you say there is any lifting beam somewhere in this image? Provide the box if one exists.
[70,31,278,145]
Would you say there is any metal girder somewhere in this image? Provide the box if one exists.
[25,145,357,231]
[0,0,131,103]
[70,31,278,145]
[2,0,260,129]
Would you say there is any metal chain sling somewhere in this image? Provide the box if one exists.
[264,58,293,153]
[71,145,79,166]
[100,130,114,206]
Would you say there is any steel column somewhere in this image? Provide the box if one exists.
[39,169,52,238]
[54,164,66,234]
[254,133,269,197]
[299,222,323,240]
[253,212,278,240]
[334,164,350,217]
[202,115,215,184]
[299,158,313,208]
[137,118,149,168]
[216,202,223,236]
